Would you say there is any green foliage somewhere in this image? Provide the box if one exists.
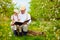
[29,0,60,40]
[30,0,60,20]
[0,0,14,18]
[0,0,60,40]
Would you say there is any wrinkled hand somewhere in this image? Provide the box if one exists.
[18,19,20,22]
[23,22,27,25]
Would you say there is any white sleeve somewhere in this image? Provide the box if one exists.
[18,14,20,19]
[11,15,13,20]
[27,14,31,25]
[10,15,14,25]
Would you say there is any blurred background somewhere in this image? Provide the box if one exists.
[12,0,31,12]
[0,0,60,40]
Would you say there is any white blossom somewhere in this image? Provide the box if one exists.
[55,10,59,13]
[41,2,44,5]
[45,3,46,6]
[58,36,60,40]
[9,32,12,37]
[53,18,55,21]
[50,19,53,20]
[54,27,56,30]
[0,6,1,8]
[58,0,60,2]
[42,5,45,8]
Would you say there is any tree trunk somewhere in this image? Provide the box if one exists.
[27,30,46,36]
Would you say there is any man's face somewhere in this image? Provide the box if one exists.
[21,10,25,14]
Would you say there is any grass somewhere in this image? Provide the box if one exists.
[0,21,46,40]
[0,20,60,40]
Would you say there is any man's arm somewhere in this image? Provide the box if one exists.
[26,14,31,25]
[23,14,31,25]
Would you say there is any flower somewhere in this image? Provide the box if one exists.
[55,10,59,13]
[54,27,56,30]
[0,32,2,37]
[8,32,12,37]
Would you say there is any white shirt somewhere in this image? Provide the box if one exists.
[18,12,31,24]
[11,14,18,22]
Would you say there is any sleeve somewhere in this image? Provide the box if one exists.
[27,14,31,25]
[10,15,14,25]
[11,15,13,20]
[18,14,21,22]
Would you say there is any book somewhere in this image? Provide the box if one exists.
[14,19,30,26]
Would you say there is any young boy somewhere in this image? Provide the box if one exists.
[10,9,19,36]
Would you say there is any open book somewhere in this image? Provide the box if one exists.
[14,19,30,26]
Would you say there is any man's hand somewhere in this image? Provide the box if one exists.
[23,19,30,25]
[18,19,20,22]
[23,22,27,25]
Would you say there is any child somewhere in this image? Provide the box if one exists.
[10,9,19,36]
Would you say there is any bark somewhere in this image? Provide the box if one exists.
[27,30,46,36]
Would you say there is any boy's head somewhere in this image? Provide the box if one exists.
[14,9,19,15]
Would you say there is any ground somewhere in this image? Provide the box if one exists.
[0,20,60,40]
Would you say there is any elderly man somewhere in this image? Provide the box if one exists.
[11,9,19,36]
[18,6,31,36]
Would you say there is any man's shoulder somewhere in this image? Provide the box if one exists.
[26,13,30,16]
[25,12,30,15]
[18,12,30,16]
